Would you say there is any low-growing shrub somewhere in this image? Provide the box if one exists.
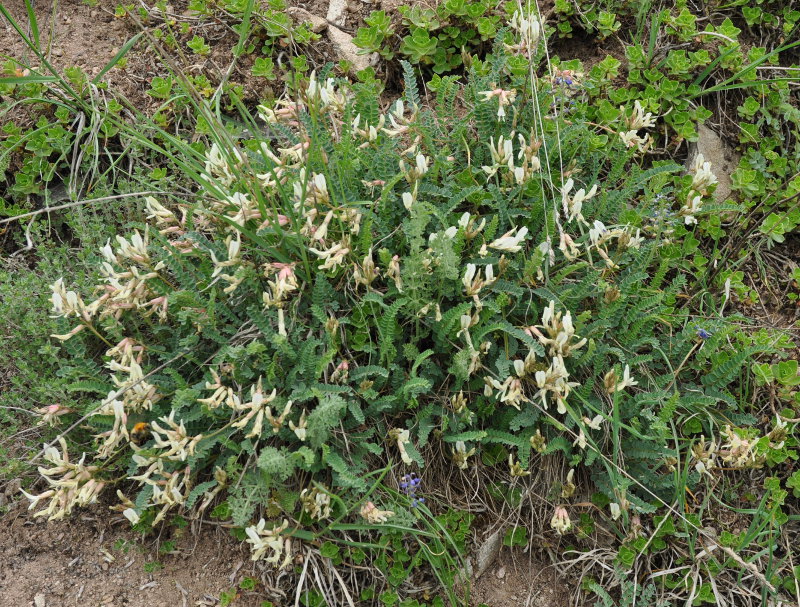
[13,8,798,605]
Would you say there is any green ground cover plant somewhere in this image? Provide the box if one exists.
[1,0,799,605]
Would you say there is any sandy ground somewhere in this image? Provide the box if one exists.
[0,502,270,606]
[0,499,569,606]
[470,550,567,607]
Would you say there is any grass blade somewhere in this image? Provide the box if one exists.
[698,77,799,95]
[92,31,144,84]
[691,44,742,88]
[24,0,39,49]
[692,38,800,94]
[0,74,59,84]
[0,1,35,46]
[233,0,255,57]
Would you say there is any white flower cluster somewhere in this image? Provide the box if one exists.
[451,441,477,469]
[245,518,292,568]
[618,100,657,152]
[483,301,592,417]
[535,301,587,358]
[144,196,196,253]
[204,142,243,187]
[506,10,541,54]
[50,224,170,342]
[489,226,529,253]
[587,220,644,268]
[679,153,718,225]
[389,428,414,465]
[550,506,571,534]
[105,338,160,413]
[128,457,189,525]
[199,374,298,439]
[382,99,416,138]
[21,438,104,521]
[603,365,638,394]
[689,153,718,194]
[481,132,541,185]
[455,309,491,377]
[690,419,784,477]
[306,72,346,112]
[300,486,332,520]
[360,501,394,524]
[561,178,597,225]
[479,88,517,121]
[150,410,203,461]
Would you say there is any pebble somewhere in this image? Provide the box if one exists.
[327,0,348,26]
[34,594,46,607]
[327,26,377,72]
[474,528,504,579]
[686,124,739,204]
[287,7,327,33]
[4,478,21,496]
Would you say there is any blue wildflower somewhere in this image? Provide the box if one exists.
[400,473,425,507]
[696,328,711,340]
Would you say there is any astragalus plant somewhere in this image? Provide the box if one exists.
[22,8,796,605]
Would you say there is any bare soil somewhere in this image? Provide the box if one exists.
[0,0,146,103]
[470,550,568,607]
[0,498,571,606]
[0,502,268,607]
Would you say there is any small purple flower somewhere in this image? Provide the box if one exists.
[696,328,711,340]
[400,473,425,507]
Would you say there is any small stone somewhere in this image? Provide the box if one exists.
[102,562,109,571]
[328,26,377,72]
[495,566,506,579]
[686,124,739,204]
[287,7,327,33]
[53,49,63,57]
[34,594,46,607]
[474,528,504,579]
[327,0,348,27]
[4,478,21,496]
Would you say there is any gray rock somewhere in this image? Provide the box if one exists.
[4,477,21,497]
[288,7,328,33]
[327,0,348,27]
[473,527,504,579]
[327,26,377,72]
[687,124,739,203]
